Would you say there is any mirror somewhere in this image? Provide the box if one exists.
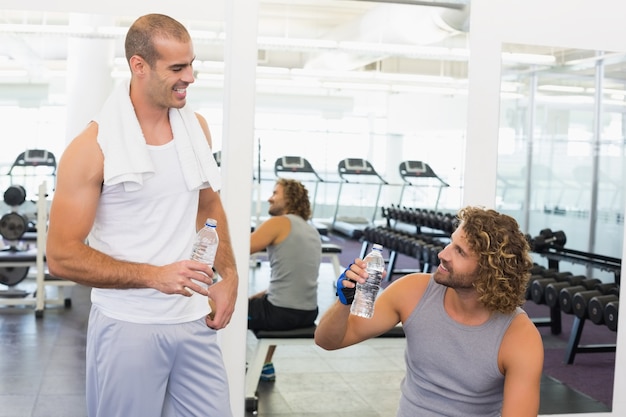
[498,41,624,413]
[465,1,626,415]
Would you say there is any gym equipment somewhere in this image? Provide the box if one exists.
[7,149,57,196]
[530,229,567,252]
[331,158,388,239]
[572,289,603,319]
[544,277,600,309]
[587,294,619,325]
[4,184,26,206]
[604,301,619,331]
[398,160,449,210]
[0,184,33,290]
[274,156,327,235]
[530,272,571,304]
[0,182,75,317]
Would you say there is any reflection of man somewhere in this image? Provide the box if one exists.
[249,178,321,380]
[317,206,543,416]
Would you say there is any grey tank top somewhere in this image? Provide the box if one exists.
[397,275,523,417]
[266,214,321,310]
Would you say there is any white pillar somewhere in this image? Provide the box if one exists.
[219,0,258,415]
[65,13,115,143]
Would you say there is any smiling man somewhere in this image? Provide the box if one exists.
[315,206,544,417]
[46,14,238,417]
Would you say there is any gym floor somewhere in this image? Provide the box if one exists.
[0,261,612,416]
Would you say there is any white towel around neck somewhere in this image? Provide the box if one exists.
[94,80,221,193]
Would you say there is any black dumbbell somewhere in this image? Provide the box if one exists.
[530,264,546,276]
[594,283,620,297]
[543,276,590,308]
[4,185,27,207]
[572,290,603,319]
[559,285,586,314]
[530,272,571,305]
[526,274,545,300]
[588,294,619,325]
[531,229,567,252]
[604,301,619,332]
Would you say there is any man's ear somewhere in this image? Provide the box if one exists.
[129,55,147,76]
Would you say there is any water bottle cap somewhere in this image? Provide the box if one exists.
[372,243,383,251]
[205,218,217,228]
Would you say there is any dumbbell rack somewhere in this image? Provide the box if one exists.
[0,182,75,318]
[360,206,452,282]
[534,244,620,364]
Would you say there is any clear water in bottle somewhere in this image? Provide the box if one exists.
[191,218,219,267]
[350,243,385,319]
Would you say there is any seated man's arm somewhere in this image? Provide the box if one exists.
[250,216,290,254]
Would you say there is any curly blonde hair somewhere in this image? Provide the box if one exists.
[276,178,312,220]
[457,206,533,314]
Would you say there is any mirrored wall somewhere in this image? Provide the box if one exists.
[498,43,625,411]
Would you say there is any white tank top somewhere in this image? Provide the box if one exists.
[89,141,209,324]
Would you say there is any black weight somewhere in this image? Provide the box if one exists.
[545,281,572,308]
[531,229,567,252]
[0,266,30,286]
[572,290,602,319]
[559,285,586,314]
[604,301,619,331]
[0,212,29,241]
[3,185,26,207]
[588,294,619,325]
[531,278,556,304]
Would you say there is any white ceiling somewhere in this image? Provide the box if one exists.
[0,0,625,104]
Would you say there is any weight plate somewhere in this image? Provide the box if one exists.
[0,266,30,286]
[0,212,28,241]
[3,185,26,207]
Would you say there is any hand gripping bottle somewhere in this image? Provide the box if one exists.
[350,244,385,319]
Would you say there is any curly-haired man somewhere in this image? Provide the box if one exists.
[249,178,322,380]
[316,206,543,417]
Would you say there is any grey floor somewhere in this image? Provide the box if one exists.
[0,262,612,417]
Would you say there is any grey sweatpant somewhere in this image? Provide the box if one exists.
[86,305,232,417]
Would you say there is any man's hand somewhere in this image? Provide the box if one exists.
[150,260,215,297]
[204,272,238,330]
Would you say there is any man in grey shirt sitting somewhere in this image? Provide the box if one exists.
[249,178,321,381]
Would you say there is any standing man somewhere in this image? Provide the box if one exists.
[249,178,321,380]
[46,14,238,417]
[316,206,543,417]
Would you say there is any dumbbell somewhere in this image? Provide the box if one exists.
[544,277,599,309]
[530,272,572,305]
[530,264,546,276]
[531,229,567,252]
[594,283,620,297]
[429,245,443,267]
[572,289,603,319]
[604,301,619,332]
[588,294,619,325]
[559,285,587,314]
[525,268,558,300]
[4,185,27,207]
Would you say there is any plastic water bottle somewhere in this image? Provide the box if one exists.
[191,218,219,268]
[350,243,385,319]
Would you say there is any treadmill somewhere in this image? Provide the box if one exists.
[331,158,388,239]
[274,156,328,236]
[398,160,449,210]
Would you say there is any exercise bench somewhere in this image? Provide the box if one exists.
[244,323,405,412]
